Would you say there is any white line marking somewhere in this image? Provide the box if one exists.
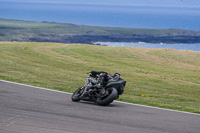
[115,101,200,116]
[0,79,200,116]
[7,121,16,127]
[0,79,72,95]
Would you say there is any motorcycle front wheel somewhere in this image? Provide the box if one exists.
[71,87,84,102]
[96,87,118,106]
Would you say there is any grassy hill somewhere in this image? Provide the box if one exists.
[0,41,200,113]
[1,19,200,43]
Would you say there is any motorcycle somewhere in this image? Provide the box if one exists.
[71,71,126,106]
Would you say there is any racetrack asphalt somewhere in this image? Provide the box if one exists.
[0,80,200,133]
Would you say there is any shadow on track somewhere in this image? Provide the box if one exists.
[75,100,121,108]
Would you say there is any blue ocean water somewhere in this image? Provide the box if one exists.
[96,42,200,51]
[0,1,200,31]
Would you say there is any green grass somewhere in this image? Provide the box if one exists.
[0,41,200,113]
[1,18,199,36]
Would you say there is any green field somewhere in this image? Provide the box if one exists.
[0,18,195,35]
[0,42,200,113]
[1,19,200,44]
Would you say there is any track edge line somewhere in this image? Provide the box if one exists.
[0,79,199,116]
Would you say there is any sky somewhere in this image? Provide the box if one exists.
[0,0,199,31]
[0,0,200,8]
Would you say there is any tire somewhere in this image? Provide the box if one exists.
[96,88,118,106]
[71,87,84,102]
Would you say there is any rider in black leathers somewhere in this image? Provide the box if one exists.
[87,71,107,88]
[81,71,121,98]
[81,71,108,97]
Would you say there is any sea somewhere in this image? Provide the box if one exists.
[94,42,200,51]
[0,1,200,51]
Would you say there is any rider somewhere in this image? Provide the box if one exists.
[82,71,121,97]
[87,71,120,88]
[86,71,108,88]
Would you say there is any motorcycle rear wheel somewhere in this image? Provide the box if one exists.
[96,88,118,106]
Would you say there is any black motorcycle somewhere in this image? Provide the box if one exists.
[71,71,126,106]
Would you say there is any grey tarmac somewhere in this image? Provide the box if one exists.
[0,80,199,133]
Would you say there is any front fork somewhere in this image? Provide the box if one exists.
[80,86,96,97]
[80,85,89,98]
